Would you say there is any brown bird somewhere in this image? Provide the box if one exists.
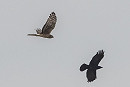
[80,50,104,82]
[28,12,57,38]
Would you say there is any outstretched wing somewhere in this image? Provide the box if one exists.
[27,34,40,36]
[89,50,104,66]
[80,63,89,71]
[36,28,42,34]
[41,12,57,34]
[87,69,96,82]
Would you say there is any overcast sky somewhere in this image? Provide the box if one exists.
[0,0,130,87]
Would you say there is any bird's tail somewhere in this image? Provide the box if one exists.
[27,34,40,36]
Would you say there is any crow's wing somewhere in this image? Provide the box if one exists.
[80,63,89,71]
[87,69,97,82]
[41,12,57,34]
[89,50,104,66]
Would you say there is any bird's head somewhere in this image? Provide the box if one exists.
[97,66,103,69]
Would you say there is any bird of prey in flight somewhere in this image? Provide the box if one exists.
[28,12,57,38]
[80,50,104,82]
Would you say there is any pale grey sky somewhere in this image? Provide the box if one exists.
[0,0,130,87]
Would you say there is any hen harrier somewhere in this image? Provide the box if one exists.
[80,50,104,82]
[28,12,57,38]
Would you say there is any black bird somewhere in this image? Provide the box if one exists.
[80,50,104,82]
